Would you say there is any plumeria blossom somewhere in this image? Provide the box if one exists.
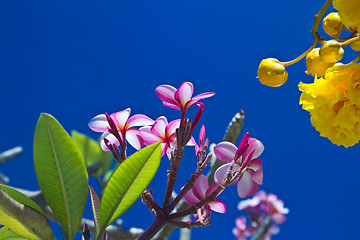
[238,191,289,225]
[234,191,289,240]
[213,133,264,198]
[140,116,195,157]
[88,108,154,151]
[155,82,215,112]
[183,174,226,221]
[233,216,253,240]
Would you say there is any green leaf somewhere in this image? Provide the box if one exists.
[0,227,28,239]
[98,142,161,237]
[72,131,113,177]
[33,113,88,240]
[88,185,101,236]
[0,188,54,240]
[0,185,44,215]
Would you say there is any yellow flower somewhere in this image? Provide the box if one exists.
[257,58,288,87]
[305,48,334,77]
[299,63,360,147]
[333,0,360,30]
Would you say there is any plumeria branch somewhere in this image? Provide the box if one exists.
[0,146,23,163]
[250,215,273,240]
[153,111,245,240]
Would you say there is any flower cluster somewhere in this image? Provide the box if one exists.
[89,81,267,233]
[299,63,360,147]
[233,191,289,240]
[256,0,360,147]
[88,82,211,160]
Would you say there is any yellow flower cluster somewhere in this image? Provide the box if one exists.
[299,63,360,147]
[333,0,360,30]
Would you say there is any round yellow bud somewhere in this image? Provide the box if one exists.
[305,48,334,77]
[322,12,343,37]
[319,40,344,63]
[257,58,288,87]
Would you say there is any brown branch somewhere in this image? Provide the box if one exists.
[154,111,245,240]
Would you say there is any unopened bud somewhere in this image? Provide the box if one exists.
[319,40,344,63]
[322,12,343,37]
[257,58,288,87]
[305,48,334,77]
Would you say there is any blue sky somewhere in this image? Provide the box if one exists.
[1,0,359,239]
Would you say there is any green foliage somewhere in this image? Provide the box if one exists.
[33,113,88,240]
[88,185,101,236]
[98,141,162,239]
[0,184,44,214]
[72,130,112,177]
[0,227,28,239]
[0,187,54,240]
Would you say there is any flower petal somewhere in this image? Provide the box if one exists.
[100,132,120,151]
[186,136,196,146]
[155,85,178,105]
[214,163,229,184]
[88,114,109,132]
[163,102,181,110]
[214,141,237,163]
[127,114,154,127]
[192,92,216,101]
[244,138,264,159]
[249,158,263,185]
[166,119,181,134]
[183,187,201,205]
[126,128,144,150]
[237,171,259,198]
[152,117,168,137]
[160,142,168,157]
[174,82,194,107]
[192,174,209,200]
[111,108,131,129]
[139,126,162,145]
[208,200,226,213]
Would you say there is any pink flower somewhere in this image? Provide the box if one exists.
[213,133,264,198]
[183,174,226,220]
[241,191,289,224]
[236,191,289,240]
[88,108,154,151]
[233,216,251,240]
[155,82,215,112]
[140,116,195,157]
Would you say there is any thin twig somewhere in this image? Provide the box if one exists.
[0,146,23,163]
[250,215,272,240]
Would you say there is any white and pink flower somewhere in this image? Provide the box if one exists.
[213,133,264,198]
[140,116,195,157]
[183,174,226,220]
[88,108,154,151]
[155,82,215,112]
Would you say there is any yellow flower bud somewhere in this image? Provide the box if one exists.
[322,12,343,37]
[257,58,288,87]
[319,40,344,63]
[305,48,334,77]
